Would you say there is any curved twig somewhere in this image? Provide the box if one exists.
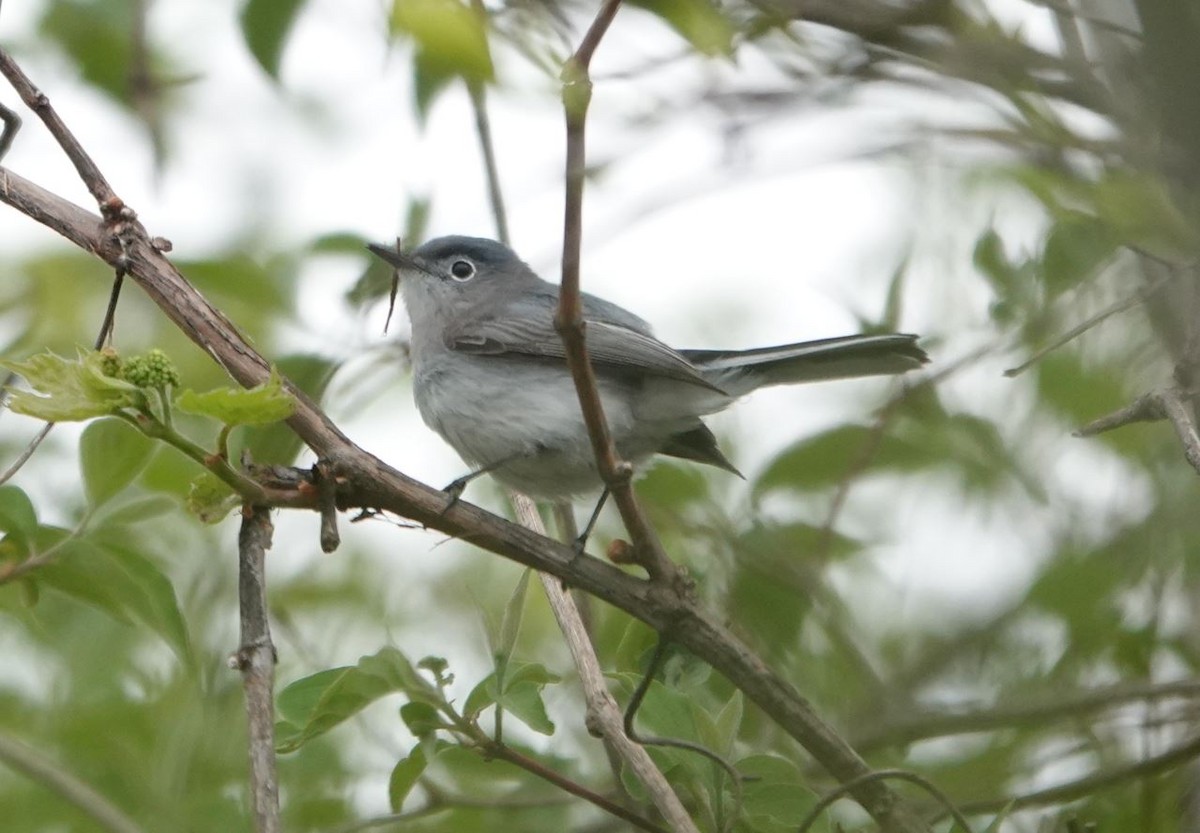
[623,637,746,833]
[797,769,973,833]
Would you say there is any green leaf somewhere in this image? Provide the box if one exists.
[1041,213,1117,297]
[39,1,137,109]
[239,354,336,464]
[414,48,456,125]
[240,0,308,79]
[0,485,38,553]
[495,568,531,664]
[3,349,143,421]
[1035,351,1132,445]
[80,418,156,509]
[754,424,926,496]
[973,228,1017,291]
[390,0,493,83]
[95,495,180,528]
[101,541,193,664]
[185,472,240,524]
[737,754,815,830]
[714,691,743,755]
[399,701,441,737]
[464,661,560,736]
[1091,170,1200,258]
[36,536,193,663]
[275,647,438,752]
[175,367,295,427]
[631,0,735,57]
[388,747,428,812]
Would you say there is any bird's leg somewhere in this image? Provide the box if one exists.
[440,454,522,512]
[573,488,610,554]
[0,101,21,163]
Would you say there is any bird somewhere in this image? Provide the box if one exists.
[368,235,927,530]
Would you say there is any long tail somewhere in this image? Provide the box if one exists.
[681,333,927,395]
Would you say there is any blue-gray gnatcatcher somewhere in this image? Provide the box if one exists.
[368,236,927,506]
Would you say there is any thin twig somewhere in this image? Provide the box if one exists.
[1004,275,1168,378]
[0,731,147,833]
[0,49,120,212]
[854,678,1200,752]
[623,637,745,833]
[467,82,509,244]
[511,491,700,833]
[232,506,281,833]
[555,0,675,582]
[0,422,52,486]
[1074,391,1166,436]
[314,459,341,552]
[463,1,509,248]
[483,742,667,833]
[797,769,973,833]
[948,733,1200,817]
[1073,386,1200,476]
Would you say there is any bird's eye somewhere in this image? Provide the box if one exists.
[449,259,475,281]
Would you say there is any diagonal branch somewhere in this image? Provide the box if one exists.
[0,50,121,214]
[510,494,699,833]
[0,732,147,833]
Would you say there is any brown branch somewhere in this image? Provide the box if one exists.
[0,53,931,833]
[510,494,699,833]
[1075,387,1200,474]
[233,506,281,833]
[482,742,667,833]
[1159,388,1200,474]
[0,50,121,215]
[555,0,676,583]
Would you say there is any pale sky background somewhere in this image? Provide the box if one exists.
[0,0,1148,680]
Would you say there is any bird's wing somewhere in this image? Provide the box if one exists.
[447,315,722,391]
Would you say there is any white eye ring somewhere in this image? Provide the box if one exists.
[449,259,475,281]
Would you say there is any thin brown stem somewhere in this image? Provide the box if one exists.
[948,733,1200,817]
[623,637,744,833]
[555,0,675,582]
[485,741,668,833]
[467,80,509,246]
[511,492,699,833]
[0,49,120,213]
[234,506,281,833]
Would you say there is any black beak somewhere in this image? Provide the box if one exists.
[366,242,412,269]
